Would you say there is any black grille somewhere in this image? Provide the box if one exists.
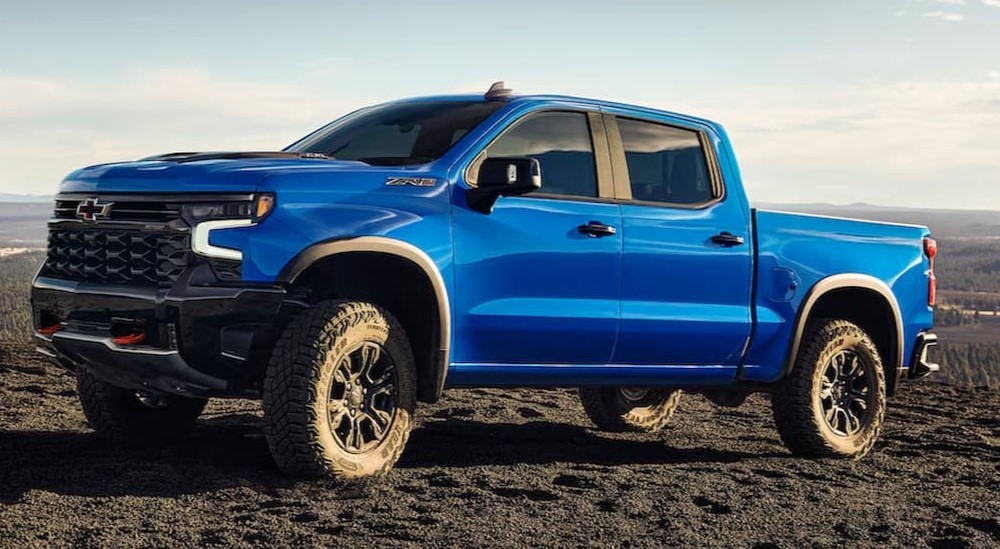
[41,229,189,285]
[53,198,182,222]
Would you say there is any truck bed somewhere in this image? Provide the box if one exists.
[741,209,934,383]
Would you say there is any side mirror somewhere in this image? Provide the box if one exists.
[466,157,541,214]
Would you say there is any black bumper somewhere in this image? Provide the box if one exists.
[908,331,940,379]
[32,274,300,398]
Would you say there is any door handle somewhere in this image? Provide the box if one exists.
[578,221,617,238]
[710,231,745,247]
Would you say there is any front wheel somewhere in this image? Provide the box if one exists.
[578,387,682,432]
[262,300,416,479]
[771,318,887,459]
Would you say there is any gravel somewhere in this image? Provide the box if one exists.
[2,343,998,548]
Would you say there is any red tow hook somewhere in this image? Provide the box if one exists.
[113,330,146,346]
[38,323,62,335]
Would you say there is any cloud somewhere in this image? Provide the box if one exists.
[3,68,999,209]
[0,68,373,194]
[982,0,1000,8]
[625,80,1000,208]
[922,11,966,20]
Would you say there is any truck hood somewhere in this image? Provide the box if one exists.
[59,152,379,194]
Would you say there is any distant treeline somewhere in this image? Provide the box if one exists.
[0,252,43,342]
[934,308,978,327]
[936,238,1000,294]
[935,343,1000,387]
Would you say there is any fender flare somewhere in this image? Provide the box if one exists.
[782,273,904,386]
[278,236,451,398]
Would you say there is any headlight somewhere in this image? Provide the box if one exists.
[186,194,275,266]
[182,193,275,223]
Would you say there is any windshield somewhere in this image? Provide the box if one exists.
[287,100,504,166]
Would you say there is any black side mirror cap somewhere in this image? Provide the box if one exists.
[466,157,541,214]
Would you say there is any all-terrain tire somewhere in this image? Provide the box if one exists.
[76,369,207,442]
[578,387,682,432]
[262,300,416,479]
[771,318,887,459]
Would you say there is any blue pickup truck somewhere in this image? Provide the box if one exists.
[31,82,939,478]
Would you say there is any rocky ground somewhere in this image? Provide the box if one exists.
[1,342,998,548]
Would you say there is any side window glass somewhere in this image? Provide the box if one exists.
[617,117,714,204]
[486,112,598,198]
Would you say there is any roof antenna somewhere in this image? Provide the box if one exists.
[484,81,513,101]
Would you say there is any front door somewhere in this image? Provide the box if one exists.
[451,110,622,365]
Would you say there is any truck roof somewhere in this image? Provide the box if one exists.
[384,92,727,135]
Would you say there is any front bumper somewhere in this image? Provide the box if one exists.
[32,272,300,398]
[908,332,940,379]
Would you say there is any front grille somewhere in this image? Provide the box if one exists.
[41,229,189,285]
[53,198,182,222]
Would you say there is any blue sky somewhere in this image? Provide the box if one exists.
[1,0,999,208]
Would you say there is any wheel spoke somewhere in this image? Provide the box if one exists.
[348,416,365,450]
[359,343,381,381]
[836,407,852,434]
[328,399,349,424]
[364,409,390,439]
[848,395,868,412]
[333,357,351,384]
[845,408,862,435]
[824,404,838,427]
[843,353,860,378]
[367,365,395,391]
[833,352,846,377]
[820,378,834,400]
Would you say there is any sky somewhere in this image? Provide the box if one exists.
[1,0,998,209]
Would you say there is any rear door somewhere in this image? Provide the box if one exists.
[605,112,754,365]
[451,108,622,365]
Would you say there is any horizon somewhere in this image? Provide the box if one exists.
[2,0,999,209]
[5,189,1000,214]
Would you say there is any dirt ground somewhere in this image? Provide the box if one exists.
[1,343,998,548]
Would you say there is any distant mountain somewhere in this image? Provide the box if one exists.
[757,203,1000,239]
[0,193,51,203]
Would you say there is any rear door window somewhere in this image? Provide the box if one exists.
[617,117,714,204]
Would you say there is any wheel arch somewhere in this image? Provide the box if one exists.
[278,237,451,403]
[783,274,904,396]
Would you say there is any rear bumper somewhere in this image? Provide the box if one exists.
[908,331,940,379]
[31,274,300,397]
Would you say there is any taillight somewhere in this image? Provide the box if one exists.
[924,237,937,306]
[924,237,937,259]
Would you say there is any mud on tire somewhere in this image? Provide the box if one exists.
[76,369,207,442]
[578,387,682,432]
[262,300,416,479]
[771,318,887,459]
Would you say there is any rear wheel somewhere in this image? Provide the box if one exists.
[771,318,886,459]
[76,369,207,442]
[263,300,416,479]
[578,387,682,432]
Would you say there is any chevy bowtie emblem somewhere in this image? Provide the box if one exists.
[76,197,114,222]
[385,177,437,187]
